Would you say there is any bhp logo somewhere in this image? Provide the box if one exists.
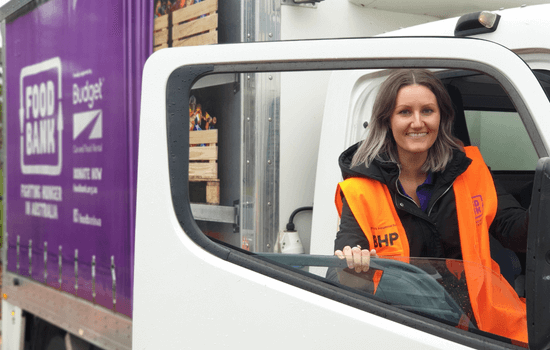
[373,233,399,248]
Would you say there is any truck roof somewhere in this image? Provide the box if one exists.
[380,4,550,52]
[349,0,550,19]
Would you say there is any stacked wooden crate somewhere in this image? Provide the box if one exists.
[153,13,169,52]
[172,0,218,47]
[189,130,219,205]
[153,1,220,204]
[153,0,218,51]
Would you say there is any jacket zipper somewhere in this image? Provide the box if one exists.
[394,167,455,216]
[427,181,455,217]
[395,182,420,208]
[395,168,421,209]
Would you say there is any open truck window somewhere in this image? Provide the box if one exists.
[171,65,539,348]
[134,37,550,350]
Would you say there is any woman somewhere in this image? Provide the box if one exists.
[333,69,528,343]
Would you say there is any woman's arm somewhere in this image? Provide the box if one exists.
[334,196,370,251]
[334,196,378,272]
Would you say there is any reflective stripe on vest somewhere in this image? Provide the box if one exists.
[335,146,527,343]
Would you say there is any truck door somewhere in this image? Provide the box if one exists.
[134,37,550,349]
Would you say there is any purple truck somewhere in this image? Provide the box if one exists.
[3,0,151,348]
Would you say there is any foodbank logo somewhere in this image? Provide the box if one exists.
[19,57,63,176]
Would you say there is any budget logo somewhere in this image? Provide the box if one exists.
[73,109,102,141]
[19,57,63,176]
[72,109,103,154]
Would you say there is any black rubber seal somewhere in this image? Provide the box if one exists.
[526,157,550,350]
[166,64,231,260]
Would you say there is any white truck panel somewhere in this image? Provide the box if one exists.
[281,1,437,41]
[349,0,550,18]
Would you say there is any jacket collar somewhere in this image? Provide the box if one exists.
[339,142,472,188]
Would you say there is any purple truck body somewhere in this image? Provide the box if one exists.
[5,0,152,318]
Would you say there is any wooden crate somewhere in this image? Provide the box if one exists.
[172,0,218,48]
[153,14,170,52]
[189,129,219,205]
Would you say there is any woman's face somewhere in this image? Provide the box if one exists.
[390,84,440,160]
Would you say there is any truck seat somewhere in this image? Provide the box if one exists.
[446,84,471,147]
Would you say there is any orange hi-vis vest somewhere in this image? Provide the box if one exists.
[335,146,527,343]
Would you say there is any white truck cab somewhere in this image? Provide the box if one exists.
[134,5,550,346]
[5,2,550,349]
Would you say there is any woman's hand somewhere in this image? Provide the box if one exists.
[334,245,378,273]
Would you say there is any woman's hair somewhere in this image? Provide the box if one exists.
[351,69,461,172]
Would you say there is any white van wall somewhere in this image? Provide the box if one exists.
[279,1,438,253]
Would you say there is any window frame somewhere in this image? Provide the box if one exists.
[165,37,548,349]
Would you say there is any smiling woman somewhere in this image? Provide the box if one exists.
[391,84,441,205]
[349,69,460,173]
[391,85,440,161]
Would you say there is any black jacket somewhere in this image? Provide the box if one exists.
[334,143,529,259]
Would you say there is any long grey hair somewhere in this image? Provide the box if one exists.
[351,69,462,172]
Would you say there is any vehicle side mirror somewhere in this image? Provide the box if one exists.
[526,157,550,350]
